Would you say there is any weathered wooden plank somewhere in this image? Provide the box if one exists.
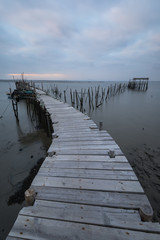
[53,121,96,125]
[54,128,99,133]
[53,124,97,129]
[51,116,86,122]
[53,127,98,132]
[49,144,120,151]
[45,155,128,162]
[52,140,117,146]
[52,136,114,142]
[38,168,138,180]
[34,187,153,219]
[48,149,124,156]
[20,200,137,225]
[46,103,70,107]
[41,160,133,170]
[51,112,84,116]
[8,215,160,240]
[31,176,144,193]
[53,132,111,138]
[51,111,81,116]
[20,200,160,233]
[54,130,107,135]
[48,105,77,109]
[53,120,95,125]
[48,106,74,111]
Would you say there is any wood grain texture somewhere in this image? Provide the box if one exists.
[44,154,128,162]
[38,168,138,180]
[7,216,160,240]
[31,176,144,193]
[19,200,160,233]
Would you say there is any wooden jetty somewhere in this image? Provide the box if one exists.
[7,89,160,239]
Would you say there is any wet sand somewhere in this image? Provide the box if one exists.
[0,129,51,240]
[126,144,160,222]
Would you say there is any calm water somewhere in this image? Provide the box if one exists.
[0,80,160,238]
[0,81,51,239]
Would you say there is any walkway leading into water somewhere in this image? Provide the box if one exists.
[7,90,160,239]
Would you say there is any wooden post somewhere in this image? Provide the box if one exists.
[99,122,103,130]
[25,188,36,206]
[12,99,19,121]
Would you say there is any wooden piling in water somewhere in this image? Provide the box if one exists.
[12,99,19,121]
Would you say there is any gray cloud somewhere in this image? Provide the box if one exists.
[0,0,160,80]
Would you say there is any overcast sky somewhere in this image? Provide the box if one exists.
[0,0,160,81]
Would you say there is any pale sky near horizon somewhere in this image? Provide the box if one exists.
[0,0,160,81]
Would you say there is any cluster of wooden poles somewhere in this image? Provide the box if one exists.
[48,83,127,113]
[26,98,53,137]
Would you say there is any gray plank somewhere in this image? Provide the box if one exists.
[52,132,110,137]
[52,136,114,142]
[53,127,98,132]
[38,168,138,180]
[20,200,160,233]
[51,112,84,117]
[53,124,97,129]
[8,215,160,240]
[34,187,153,220]
[52,140,118,146]
[31,176,144,193]
[54,130,107,135]
[41,160,133,170]
[53,134,111,139]
[54,128,99,133]
[45,155,128,162]
[53,120,95,125]
[49,144,120,151]
[48,149,124,156]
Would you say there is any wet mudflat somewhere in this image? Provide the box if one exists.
[0,81,51,239]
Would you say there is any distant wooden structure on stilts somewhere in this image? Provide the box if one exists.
[128,78,149,91]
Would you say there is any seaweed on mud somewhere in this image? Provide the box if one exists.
[8,157,45,205]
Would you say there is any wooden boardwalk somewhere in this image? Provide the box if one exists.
[7,90,160,239]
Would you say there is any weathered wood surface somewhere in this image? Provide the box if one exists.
[43,154,128,162]
[31,186,153,214]
[48,148,124,157]
[7,215,160,240]
[31,176,144,193]
[19,200,160,233]
[7,90,160,239]
[38,168,138,180]
[41,159,133,170]
[52,136,113,141]
[52,140,118,146]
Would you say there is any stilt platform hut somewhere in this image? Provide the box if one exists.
[128,78,149,91]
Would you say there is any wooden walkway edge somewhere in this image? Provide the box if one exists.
[7,89,160,239]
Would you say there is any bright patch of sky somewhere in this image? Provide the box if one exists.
[0,0,160,81]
